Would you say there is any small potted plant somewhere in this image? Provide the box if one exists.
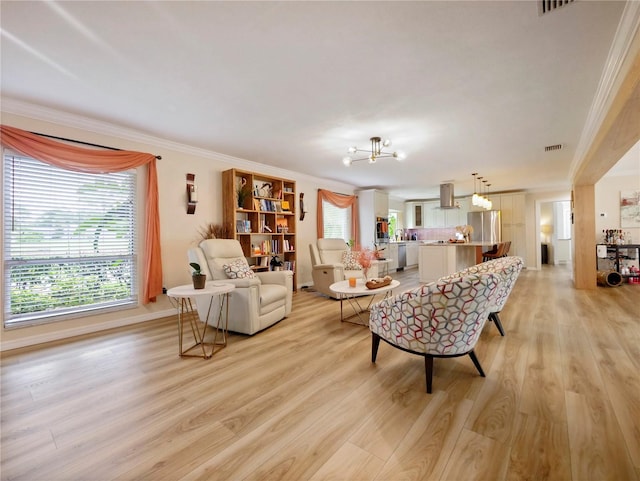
[190,262,206,289]
[237,177,251,208]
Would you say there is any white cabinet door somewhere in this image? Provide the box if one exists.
[387,243,398,271]
[445,206,462,227]
[419,246,457,283]
[499,193,524,224]
[406,243,419,267]
[500,193,526,260]
[424,201,446,227]
[454,197,470,226]
[502,223,526,258]
[406,203,425,228]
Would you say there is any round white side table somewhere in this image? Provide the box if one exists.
[329,279,400,325]
[166,282,235,359]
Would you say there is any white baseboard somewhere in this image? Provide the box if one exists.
[0,309,174,352]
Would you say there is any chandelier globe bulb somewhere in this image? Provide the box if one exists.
[342,156,353,166]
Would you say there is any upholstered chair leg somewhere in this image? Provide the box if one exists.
[371,333,381,363]
[489,312,505,336]
[425,355,434,393]
[468,350,486,377]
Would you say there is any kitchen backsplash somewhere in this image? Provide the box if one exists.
[402,227,457,241]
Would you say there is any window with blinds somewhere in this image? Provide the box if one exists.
[322,200,351,241]
[3,152,138,328]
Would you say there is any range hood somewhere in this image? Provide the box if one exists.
[440,183,455,208]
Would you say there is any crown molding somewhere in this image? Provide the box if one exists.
[570,1,640,179]
[1,97,354,188]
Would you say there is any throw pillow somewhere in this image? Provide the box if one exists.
[342,251,362,270]
[223,259,255,279]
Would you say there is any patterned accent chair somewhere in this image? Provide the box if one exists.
[188,239,293,335]
[440,256,524,336]
[369,272,501,393]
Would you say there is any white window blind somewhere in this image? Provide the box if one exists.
[3,152,138,328]
[322,200,351,241]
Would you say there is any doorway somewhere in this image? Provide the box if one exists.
[540,200,572,265]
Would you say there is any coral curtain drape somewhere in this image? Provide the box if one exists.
[0,125,163,303]
[316,189,359,246]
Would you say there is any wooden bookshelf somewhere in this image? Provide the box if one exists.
[222,168,297,290]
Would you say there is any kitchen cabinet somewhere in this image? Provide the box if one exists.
[419,244,479,283]
[387,243,399,271]
[405,202,424,228]
[419,245,457,283]
[422,198,469,228]
[500,193,525,224]
[406,243,419,267]
[453,197,470,226]
[499,193,526,258]
[424,201,445,227]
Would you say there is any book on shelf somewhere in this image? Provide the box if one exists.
[236,219,251,233]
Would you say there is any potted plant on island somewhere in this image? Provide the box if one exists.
[190,262,206,289]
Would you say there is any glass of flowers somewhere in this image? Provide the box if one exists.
[357,248,375,280]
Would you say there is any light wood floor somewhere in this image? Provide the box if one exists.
[1,265,639,481]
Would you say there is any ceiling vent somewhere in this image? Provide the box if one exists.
[440,183,455,208]
[544,144,563,152]
[539,0,574,15]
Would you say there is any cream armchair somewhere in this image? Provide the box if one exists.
[187,239,293,335]
[309,238,362,299]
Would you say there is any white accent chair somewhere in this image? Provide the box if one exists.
[188,239,293,335]
[309,238,362,299]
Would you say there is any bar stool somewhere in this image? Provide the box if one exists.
[483,242,507,261]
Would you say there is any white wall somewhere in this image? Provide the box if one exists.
[595,174,640,244]
[0,110,356,350]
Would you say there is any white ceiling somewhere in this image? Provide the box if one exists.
[1,1,637,199]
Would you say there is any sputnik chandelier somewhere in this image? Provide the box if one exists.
[471,173,493,210]
[342,136,406,166]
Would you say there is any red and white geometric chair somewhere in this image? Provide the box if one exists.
[439,256,524,336]
[369,272,502,393]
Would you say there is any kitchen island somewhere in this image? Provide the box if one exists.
[419,242,497,283]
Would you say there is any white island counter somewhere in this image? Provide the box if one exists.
[419,242,496,283]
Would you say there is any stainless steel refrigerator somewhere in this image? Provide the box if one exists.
[467,210,502,243]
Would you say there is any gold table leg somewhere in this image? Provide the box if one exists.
[177,293,230,359]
